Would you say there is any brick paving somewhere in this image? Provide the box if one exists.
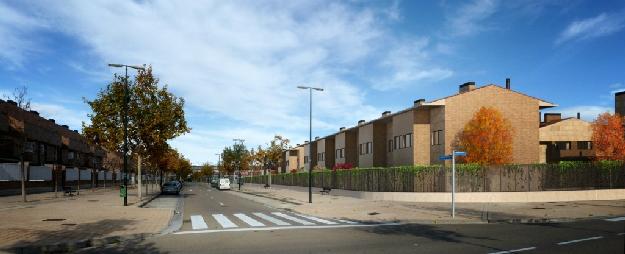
[0,185,172,250]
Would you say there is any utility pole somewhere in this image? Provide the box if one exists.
[297,86,323,203]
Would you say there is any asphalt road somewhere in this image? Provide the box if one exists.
[81,182,625,254]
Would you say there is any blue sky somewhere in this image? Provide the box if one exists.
[1,0,624,165]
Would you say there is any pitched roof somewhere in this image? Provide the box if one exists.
[425,84,557,108]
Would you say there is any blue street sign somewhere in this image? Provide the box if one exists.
[454,151,466,156]
[439,155,452,160]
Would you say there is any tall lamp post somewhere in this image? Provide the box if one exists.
[297,85,323,204]
[233,139,245,190]
[107,63,145,206]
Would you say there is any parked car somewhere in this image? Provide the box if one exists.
[161,181,182,195]
[211,177,219,187]
[218,178,230,190]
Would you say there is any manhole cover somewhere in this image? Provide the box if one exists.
[61,223,77,226]
[532,207,546,210]
[368,212,380,215]
[42,218,66,221]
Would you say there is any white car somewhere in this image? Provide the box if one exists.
[218,178,231,190]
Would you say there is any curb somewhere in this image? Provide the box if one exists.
[136,193,161,208]
[6,233,155,254]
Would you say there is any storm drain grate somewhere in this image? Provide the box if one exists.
[87,200,99,202]
[42,218,66,222]
[532,207,546,209]
[61,223,77,226]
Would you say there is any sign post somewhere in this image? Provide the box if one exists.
[440,151,466,218]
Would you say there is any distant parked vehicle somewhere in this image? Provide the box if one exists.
[161,181,182,195]
[218,178,230,190]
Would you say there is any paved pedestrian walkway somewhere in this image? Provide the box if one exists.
[236,183,625,224]
[0,184,171,251]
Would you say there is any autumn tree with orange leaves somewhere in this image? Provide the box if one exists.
[455,106,514,165]
[591,112,625,161]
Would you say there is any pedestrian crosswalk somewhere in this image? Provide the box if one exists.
[187,212,358,231]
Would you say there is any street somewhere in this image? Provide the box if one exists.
[80,182,625,254]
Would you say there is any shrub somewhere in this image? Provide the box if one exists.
[332,163,354,171]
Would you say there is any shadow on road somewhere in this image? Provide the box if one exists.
[360,223,504,252]
[1,218,167,253]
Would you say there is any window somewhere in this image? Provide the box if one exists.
[578,141,592,150]
[556,141,571,150]
[431,130,442,145]
[366,142,372,154]
[406,133,412,148]
[304,156,308,163]
[388,140,393,152]
[359,144,363,155]
[401,135,407,149]
[394,136,399,150]
[340,148,344,158]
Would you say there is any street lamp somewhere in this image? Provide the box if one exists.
[107,63,145,206]
[297,85,323,203]
[233,139,245,190]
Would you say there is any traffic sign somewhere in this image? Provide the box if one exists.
[454,151,466,156]
[439,155,452,161]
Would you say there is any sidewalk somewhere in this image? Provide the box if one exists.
[236,183,625,224]
[0,184,172,252]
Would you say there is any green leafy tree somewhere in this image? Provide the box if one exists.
[82,66,190,181]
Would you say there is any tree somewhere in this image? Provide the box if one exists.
[454,106,514,165]
[221,143,250,174]
[264,135,290,172]
[591,112,625,160]
[3,86,31,110]
[82,66,190,181]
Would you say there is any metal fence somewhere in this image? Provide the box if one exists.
[244,162,625,192]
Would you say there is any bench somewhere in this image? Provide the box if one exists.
[63,187,77,196]
[320,186,331,195]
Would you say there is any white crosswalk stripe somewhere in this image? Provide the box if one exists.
[212,214,238,228]
[271,212,315,225]
[234,213,265,227]
[190,215,208,230]
[253,212,291,226]
[189,212,361,230]
[605,217,625,222]
[293,213,338,225]
[336,219,358,224]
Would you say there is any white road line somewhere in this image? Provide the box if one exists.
[212,214,238,228]
[174,222,402,235]
[336,219,358,224]
[488,247,536,254]
[617,233,625,236]
[604,217,625,222]
[190,215,208,230]
[234,213,265,227]
[271,212,315,225]
[293,213,338,225]
[219,202,225,206]
[253,213,291,226]
[557,236,604,245]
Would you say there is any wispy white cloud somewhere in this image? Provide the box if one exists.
[445,0,499,37]
[372,38,453,91]
[0,2,47,67]
[555,12,625,45]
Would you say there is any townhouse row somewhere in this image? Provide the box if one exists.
[282,80,600,172]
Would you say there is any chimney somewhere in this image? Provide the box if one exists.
[314,136,319,140]
[414,99,425,107]
[577,112,580,119]
[382,111,391,117]
[339,127,346,131]
[0,99,5,103]
[61,125,69,129]
[616,91,625,116]
[358,120,365,125]
[544,113,561,124]
[505,78,511,89]
[73,130,79,133]
[459,82,476,93]
[7,100,17,106]
[48,119,55,124]
[304,141,309,144]
[29,110,39,116]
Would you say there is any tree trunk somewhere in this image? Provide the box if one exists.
[138,155,142,200]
